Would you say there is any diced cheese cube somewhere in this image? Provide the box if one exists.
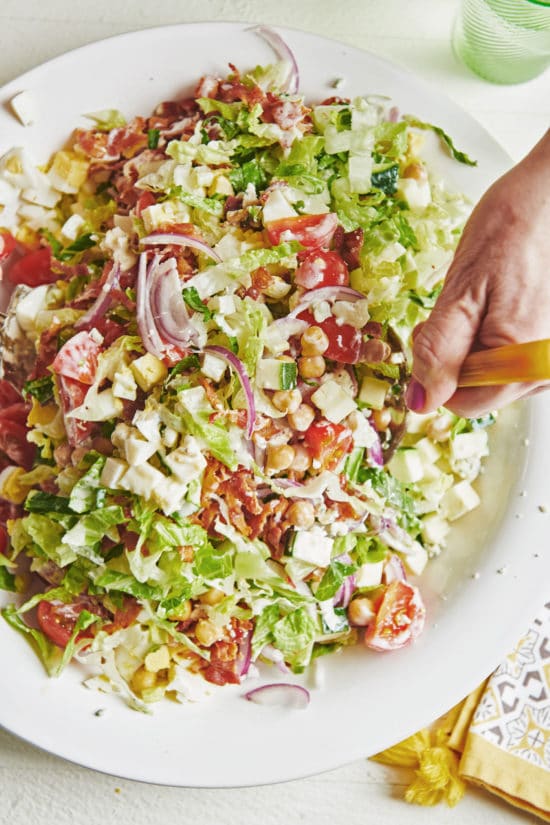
[207,294,236,315]
[48,150,89,194]
[162,427,179,448]
[191,165,214,188]
[130,353,168,392]
[164,438,207,483]
[140,201,191,234]
[60,214,85,240]
[402,544,429,576]
[100,226,137,272]
[311,380,356,424]
[209,174,234,197]
[450,431,489,462]
[144,645,170,673]
[388,448,424,484]
[153,477,188,515]
[100,457,128,489]
[177,386,210,413]
[125,433,157,466]
[201,352,227,383]
[324,124,351,154]
[415,437,442,465]
[132,409,161,445]
[355,561,384,588]
[332,299,370,329]
[68,388,123,422]
[405,412,431,434]
[441,480,480,521]
[262,188,298,223]
[359,376,389,410]
[290,530,333,567]
[348,154,374,194]
[346,410,377,448]
[397,178,431,212]
[10,90,37,126]
[119,463,166,500]
[15,284,50,333]
[112,367,137,401]
[421,513,450,546]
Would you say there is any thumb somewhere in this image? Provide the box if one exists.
[406,275,487,413]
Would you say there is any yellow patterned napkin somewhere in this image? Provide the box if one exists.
[373,601,550,820]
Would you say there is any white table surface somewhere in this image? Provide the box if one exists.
[0,1,547,823]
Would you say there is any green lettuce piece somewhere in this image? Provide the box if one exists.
[177,406,238,470]
[2,604,62,675]
[251,603,280,659]
[197,98,243,120]
[374,121,408,159]
[94,569,163,600]
[69,456,107,514]
[63,506,126,562]
[171,187,224,216]
[354,535,388,565]
[84,109,127,130]
[22,514,76,567]
[404,117,477,166]
[25,491,74,514]
[193,541,233,581]
[0,565,16,592]
[315,560,356,602]
[273,607,317,669]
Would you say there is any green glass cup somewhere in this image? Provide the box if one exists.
[453,0,550,83]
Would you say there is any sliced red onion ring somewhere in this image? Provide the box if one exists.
[204,345,256,439]
[136,252,165,358]
[288,285,366,319]
[367,420,384,467]
[141,232,222,264]
[249,26,299,94]
[75,263,121,329]
[236,631,252,678]
[149,256,199,348]
[260,644,291,674]
[334,573,357,608]
[244,683,310,709]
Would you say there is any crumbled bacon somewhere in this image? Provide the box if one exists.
[333,227,364,270]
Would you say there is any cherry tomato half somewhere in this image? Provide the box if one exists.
[51,330,102,385]
[364,580,426,651]
[294,250,349,290]
[37,599,92,648]
[303,420,353,471]
[57,375,96,447]
[0,231,16,262]
[265,213,338,249]
[7,247,56,287]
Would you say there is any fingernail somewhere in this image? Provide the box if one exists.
[406,378,426,412]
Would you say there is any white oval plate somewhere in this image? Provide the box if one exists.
[1,22,549,788]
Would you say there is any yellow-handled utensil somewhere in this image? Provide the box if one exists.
[458,339,550,387]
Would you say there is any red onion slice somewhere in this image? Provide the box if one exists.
[136,252,165,358]
[244,683,310,709]
[288,285,366,319]
[149,256,199,348]
[75,263,121,329]
[249,26,299,94]
[236,631,252,678]
[204,345,256,439]
[141,232,222,264]
[383,554,407,584]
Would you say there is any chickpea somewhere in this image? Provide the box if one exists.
[195,619,224,647]
[372,408,392,431]
[427,414,452,442]
[288,403,315,432]
[298,356,326,379]
[403,162,427,182]
[348,597,375,627]
[266,443,295,473]
[130,665,157,695]
[301,326,329,356]
[286,500,315,529]
[272,388,302,414]
[199,588,225,606]
[290,444,312,473]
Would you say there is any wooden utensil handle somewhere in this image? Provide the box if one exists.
[458,339,550,387]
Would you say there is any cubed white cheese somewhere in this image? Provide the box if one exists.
[255,359,296,391]
[332,299,370,329]
[388,448,424,484]
[397,178,431,212]
[141,201,191,234]
[291,530,333,567]
[125,433,158,466]
[144,645,170,673]
[421,513,450,546]
[10,90,37,126]
[201,352,227,383]
[441,480,480,521]
[191,165,214,188]
[311,380,356,424]
[119,463,166,500]
[60,213,85,240]
[130,353,168,392]
[100,457,128,489]
[14,285,50,334]
[402,544,429,576]
[177,385,210,413]
[162,426,179,449]
[132,408,162,445]
[348,154,374,194]
[112,367,138,401]
[324,124,351,155]
[100,226,136,272]
[207,294,236,315]
[450,431,489,462]
[164,437,207,483]
[262,188,298,223]
[154,477,190,515]
[355,561,384,588]
[405,411,431,434]
[68,388,123,422]
[358,376,389,410]
[415,437,442,465]
[346,410,377,448]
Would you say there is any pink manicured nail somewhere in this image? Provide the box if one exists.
[406,379,426,412]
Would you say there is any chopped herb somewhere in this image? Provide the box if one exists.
[147,128,160,149]
[182,287,213,321]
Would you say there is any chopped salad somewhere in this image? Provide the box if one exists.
[0,37,492,710]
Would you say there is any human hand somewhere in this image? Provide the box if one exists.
[406,130,550,418]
